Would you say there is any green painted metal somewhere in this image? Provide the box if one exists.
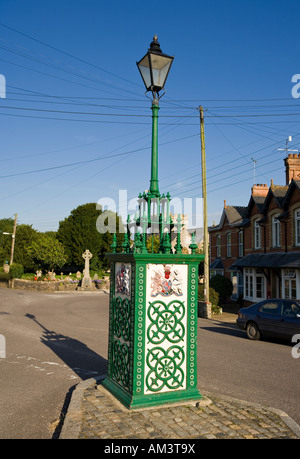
[102,42,204,408]
[102,253,204,409]
[149,103,160,198]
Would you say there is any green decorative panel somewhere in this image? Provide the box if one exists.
[109,262,133,392]
[134,264,147,396]
[111,297,131,390]
[145,264,188,394]
[103,253,203,409]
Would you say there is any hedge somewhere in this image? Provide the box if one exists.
[9,263,24,279]
[0,272,10,282]
[210,274,233,302]
[198,284,220,306]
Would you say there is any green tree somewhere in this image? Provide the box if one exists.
[27,233,67,271]
[0,219,42,272]
[57,203,124,270]
[210,274,233,303]
[198,284,219,306]
[0,218,14,264]
[146,234,160,253]
[13,224,39,271]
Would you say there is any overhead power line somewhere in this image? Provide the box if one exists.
[1,103,300,119]
[0,147,147,179]
[0,22,141,88]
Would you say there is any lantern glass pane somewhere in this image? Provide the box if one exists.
[149,54,172,89]
[137,55,151,90]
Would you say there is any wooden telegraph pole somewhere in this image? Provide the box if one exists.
[10,213,17,265]
[199,107,211,318]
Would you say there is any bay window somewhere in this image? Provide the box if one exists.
[244,268,266,301]
[283,269,297,300]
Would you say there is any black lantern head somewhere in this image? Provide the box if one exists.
[137,35,174,98]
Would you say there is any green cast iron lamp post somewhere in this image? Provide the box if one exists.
[137,35,174,198]
[102,36,204,409]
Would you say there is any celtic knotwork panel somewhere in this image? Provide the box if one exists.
[114,297,130,341]
[147,300,185,345]
[111,339,130,390]
[145,264,188,394]
[146,345,185,392]
[111,296,131,390]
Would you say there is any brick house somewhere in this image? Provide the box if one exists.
[209,154,300,303]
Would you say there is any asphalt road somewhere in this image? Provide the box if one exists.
[0,288,299,439]
[197,315,300,427]
[0,288,109,439]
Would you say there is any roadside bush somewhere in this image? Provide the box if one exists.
[9,263,24,279]
[0,272,10,282]
[198,283,220,306]
[210,274,233,303]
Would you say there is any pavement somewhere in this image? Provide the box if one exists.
[59,313,300,441]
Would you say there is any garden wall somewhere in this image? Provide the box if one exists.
[0,278,109,292]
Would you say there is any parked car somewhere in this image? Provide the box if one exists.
[237,299,300,341]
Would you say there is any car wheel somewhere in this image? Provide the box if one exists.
[246,322,261,340]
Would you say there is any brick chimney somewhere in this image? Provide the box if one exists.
[284,153,300,184]
[251,184,269,197]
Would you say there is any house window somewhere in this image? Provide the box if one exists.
[295,209,300,247]
[231,272,237,299]
[210,269,224,277]
[283,269,297,300]
[231,271,243,300]
[238,230,244,257]
[226,233,231,257]
[272,215,280,247]
[254,220,261,249]
[255,270,265,299]
[245,268,254,298]
[244,268,266,301]
[216,235,221,258]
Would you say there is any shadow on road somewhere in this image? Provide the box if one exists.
[25,313,108,438]
[200,324,245,339]
[25,313,107,380]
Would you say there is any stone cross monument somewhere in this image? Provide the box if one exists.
[81,249,93,289]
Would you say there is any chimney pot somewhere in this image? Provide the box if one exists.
[252,184,269,197]
[284,152,300,184]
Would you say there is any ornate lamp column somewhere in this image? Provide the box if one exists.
[102,37,204,409]
[150,101,159,197]
[137,34,174,219]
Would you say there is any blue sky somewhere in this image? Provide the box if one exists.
[0,0,300,232]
